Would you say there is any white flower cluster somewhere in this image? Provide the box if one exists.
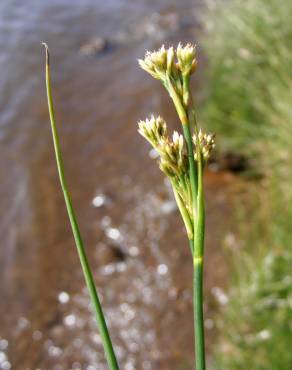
[138,43,197,82]
[138,115,167,147]
[138,116,215,178]
[138,116,188,179]
[193,130,216,161]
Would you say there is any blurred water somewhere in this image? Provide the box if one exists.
[0,0,236,369]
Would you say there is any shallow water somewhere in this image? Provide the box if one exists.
[0,0,240,369]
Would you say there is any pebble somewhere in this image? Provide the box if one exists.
[79,37,108,56]
[0,339,8,350]
[58,291,70,304]
[92,194,106,208]
[157,263,168,275]
[97,243,127,266]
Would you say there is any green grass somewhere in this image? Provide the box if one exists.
[200,0,292,369]
[212,205,292,370]
[201,0,292,159]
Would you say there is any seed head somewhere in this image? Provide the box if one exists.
[138,115,189,179]
[193,129,215,161]
[159,131,188,178]
[176,43,197,76]
[139,44,186,82]
[138,45,168,81]
[138,115,167,148]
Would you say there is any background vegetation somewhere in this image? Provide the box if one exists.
[201,0,292,368]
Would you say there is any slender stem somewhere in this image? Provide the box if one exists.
[171,181,193,244]
[165,76,188,125]
[182,77,206,370]
[193,154,206,370]
[182,123,198,217]
[193,258,205,370]
[188,238,194,257]
[42,43,120,370]
[165,76,198,218]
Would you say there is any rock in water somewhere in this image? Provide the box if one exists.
[79,37,108,56]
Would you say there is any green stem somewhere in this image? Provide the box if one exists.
[165,76,198,218]
[42,43,120,370]
[165,75,188,125]
[193,258,205,370]
[183,78,206,370]
[182,123,198,217]
[188,238,194,257]
[171,181,193,245]
[193,154,206,370]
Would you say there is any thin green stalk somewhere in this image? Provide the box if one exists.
[167,75,205,369]
[193,258,205,370]
[42,43,120,370]
[171,181,193,245]
[182,75,190,108]
[165,76,198,217]
[189,238,194,257]
[181,75,198,216]
[184,78,206,370]
[182,122,198,217]
[165,76,188,125]
[193,154,206,370]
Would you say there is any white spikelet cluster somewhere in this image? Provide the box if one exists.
[138,115,167,147]
[193,129,215,161]
[138,116,188,179]
[138,43,197,82]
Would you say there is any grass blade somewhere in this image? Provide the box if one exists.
[42,43,120,370]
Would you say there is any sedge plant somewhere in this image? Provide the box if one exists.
[42,43,120,370]
[42,41,214,370]
[138,44,215,370]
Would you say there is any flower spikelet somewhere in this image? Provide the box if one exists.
[193,129,215,161]
[138,115,167,148]
[159,131,188,178]
[176,43,197,76]
[138,45,168,81]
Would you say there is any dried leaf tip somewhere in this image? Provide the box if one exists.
[41,42,50,65]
